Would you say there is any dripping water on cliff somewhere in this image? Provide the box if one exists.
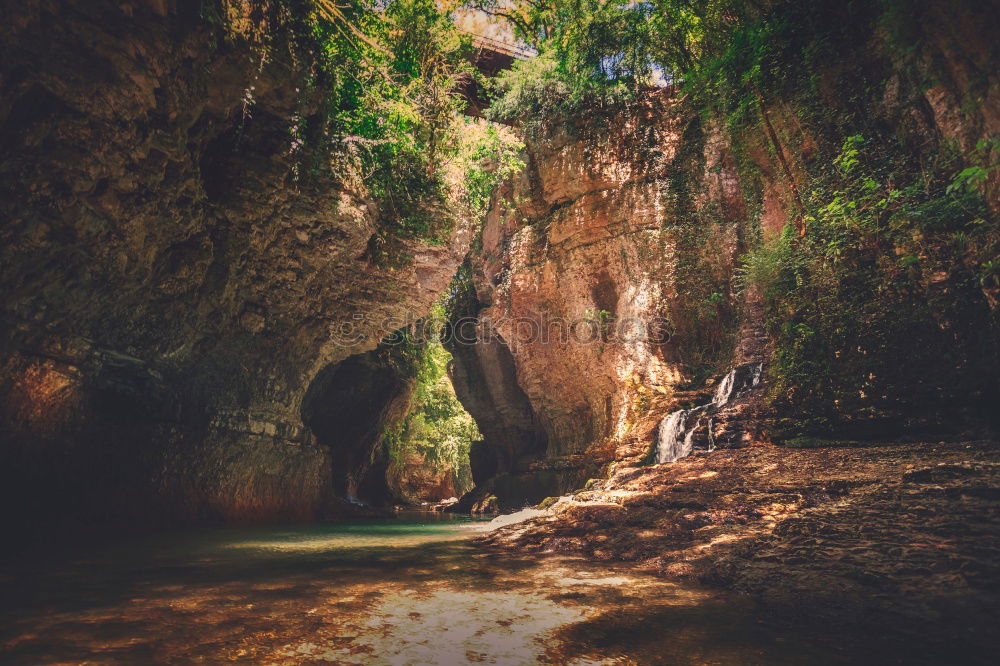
[655,362,764,464]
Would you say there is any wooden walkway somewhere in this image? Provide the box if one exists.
[457,31,533,119]
[461,30,535,60]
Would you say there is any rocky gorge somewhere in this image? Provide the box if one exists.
[0,0,472,529]
[1,0,999,662]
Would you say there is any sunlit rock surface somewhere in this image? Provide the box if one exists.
[451,93,752,509]
[480,439,1000,660]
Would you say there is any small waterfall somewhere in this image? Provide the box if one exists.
[656,409,690,464]
[656,404,709,464]
[654,362,764,465]
[712,368,737,406]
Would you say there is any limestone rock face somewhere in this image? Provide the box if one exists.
[452,93,751,509]
[391,455,459,504]
[0,1,468,527]
[452,1,1000,509]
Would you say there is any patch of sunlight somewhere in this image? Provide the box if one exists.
[600,490,635,500]
[676,469,720,481]
[277,588,587,665]
[554,575,634,587]
[695,533,746,550]
[479,507,551,531]
[545,565,647,589]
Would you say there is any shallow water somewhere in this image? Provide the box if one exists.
[1,513,844,665]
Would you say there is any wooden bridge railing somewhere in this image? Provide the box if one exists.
[456,30,533,119]
[460,30,535,60]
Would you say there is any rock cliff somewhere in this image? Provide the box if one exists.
[452,0,999,510]
[450,93,754,510]
[0,0,468,528]
[2,0,997,528]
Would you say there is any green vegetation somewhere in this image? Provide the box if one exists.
[207,0,514,258]
[717,0,998,437]
[478,0,783,127]
[744,135,998,437]
[458,124,525,218]
[383,305,480,501]
[481,0,664,126]
[475,0,998,435]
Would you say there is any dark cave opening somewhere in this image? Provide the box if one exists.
[300,350,412,506]
[300,323,543,511]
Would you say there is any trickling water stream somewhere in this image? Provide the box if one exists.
[0,512,843,665]
[656,363,763,464]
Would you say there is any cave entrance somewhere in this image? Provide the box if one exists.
[301,350,412,506]
[301,334,479,509]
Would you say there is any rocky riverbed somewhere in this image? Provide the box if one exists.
[480,439,1000,662]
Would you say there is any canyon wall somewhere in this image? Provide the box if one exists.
[1,0,997,525]
[0,1,468,528]
[451,94,755,510]
[455,0,999,510]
